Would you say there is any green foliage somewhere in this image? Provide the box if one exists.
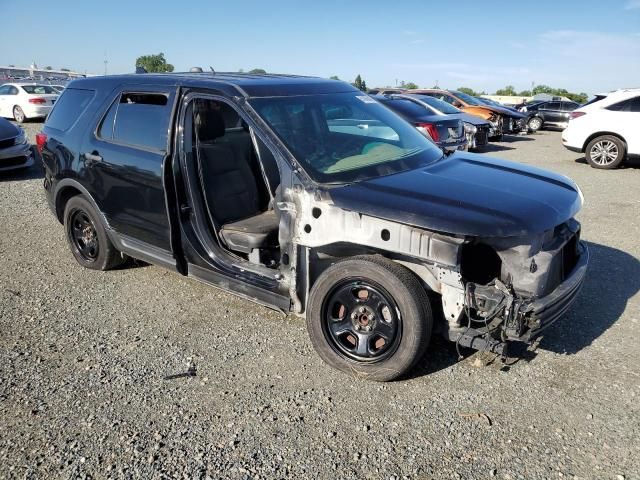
[135,53,174,73]
[353,74,367,91]
[495,85,517,96]
[400,81,419,90]
[329,75,340,80]
[517,90,532,96]
[45,66,52,70]
[458,87,478,96]
[249,68,267,74]
[60,68,70,72]
[530,84,587,103]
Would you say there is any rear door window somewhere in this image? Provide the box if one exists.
[545,102,561,110]
[46,88,95,131]
[98,92,171,151]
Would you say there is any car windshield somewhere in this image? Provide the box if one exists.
[451,91,483,106]
[21,85,57,94]
[411,95,461,114]
[249,92,443,184]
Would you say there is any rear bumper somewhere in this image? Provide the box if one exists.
[22,104,52,118]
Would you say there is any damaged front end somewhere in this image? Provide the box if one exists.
[443,219,588,356]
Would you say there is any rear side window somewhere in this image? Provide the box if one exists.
[382,99,428,118]
[46,88,95,131]
[98,92,170,151]
[606,97,640,112]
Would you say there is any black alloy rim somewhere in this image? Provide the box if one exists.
[70,210,99,261]
[322,279,402,362]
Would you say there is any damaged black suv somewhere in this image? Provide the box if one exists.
[40,73,588,381]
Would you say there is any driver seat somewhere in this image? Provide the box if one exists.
[195,107,279,254]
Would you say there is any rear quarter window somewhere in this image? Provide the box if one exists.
[98,92,170,151]
[45,88,95,131]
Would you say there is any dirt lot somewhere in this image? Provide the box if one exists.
[1,123,639,479]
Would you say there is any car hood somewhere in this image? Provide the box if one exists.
[328,153,582,237]
[0,118,20,141]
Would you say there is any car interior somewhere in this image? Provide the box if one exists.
[188,98,281,268]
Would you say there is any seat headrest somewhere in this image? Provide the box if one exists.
[195,107,225,142]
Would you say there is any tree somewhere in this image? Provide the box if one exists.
[353,74,367,91]
[135,53,174,73]
[45,66,52,70]
[400,81,419,90]
[329,75,340,80]
[495,85,517,96]
[518,90,531,97]
[458,87,478,96]
[60,68,70,72]
[248,68,267,74]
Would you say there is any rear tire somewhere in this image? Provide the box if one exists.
[63,196,125,270]
[585,135,626,169]
[306,255,432,381]
[13,106,26,124]
[527,116,543,132]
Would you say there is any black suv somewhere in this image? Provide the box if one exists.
[40,73,588,381]
[523,100,580,131]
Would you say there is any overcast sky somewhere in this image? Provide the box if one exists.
[2,0,639,95]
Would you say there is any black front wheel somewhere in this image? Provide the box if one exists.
[64,196,125,270]
[307,256,432,381]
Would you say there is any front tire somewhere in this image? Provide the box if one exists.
[13,106,26,124]
[306,256,433,381]
[63,196,125,270]
[527,116,543,132]
[586,135,626,169]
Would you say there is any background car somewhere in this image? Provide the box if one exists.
[562,88,640,169]
[374,94,467,152]
[0,83,59,123]
[412,89,525,139]
[0,116,33,171]
[522,100,580,132]
[400,93,491,149]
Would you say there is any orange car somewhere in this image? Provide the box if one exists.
[409,89,525,139]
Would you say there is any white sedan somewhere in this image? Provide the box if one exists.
[0,83,59,123]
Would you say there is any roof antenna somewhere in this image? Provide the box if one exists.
[209,66,215,74]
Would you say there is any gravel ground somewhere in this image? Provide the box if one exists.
[1,122,639,480]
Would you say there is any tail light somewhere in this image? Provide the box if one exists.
[35,132,47,154]
[569,111,586,120]
[29,97,47,104]
[416,122,440,142]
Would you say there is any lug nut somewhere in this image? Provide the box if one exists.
[359,307,366,313]
[355,325,361,331]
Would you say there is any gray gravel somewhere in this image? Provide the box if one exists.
[1,122,639,479]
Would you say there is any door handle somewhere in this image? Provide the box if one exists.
[85,152,103,163]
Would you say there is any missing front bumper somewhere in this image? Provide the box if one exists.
[448,241,589,353]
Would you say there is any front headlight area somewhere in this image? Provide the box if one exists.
[463,122,477,134]
[15,129,28,145]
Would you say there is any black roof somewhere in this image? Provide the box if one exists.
[67,72,358,97]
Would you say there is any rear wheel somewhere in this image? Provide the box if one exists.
[13,106,26,123]
[586,135,626,169]
[64,196,125,270]
[306,256,432,381]
[527,116,543,132]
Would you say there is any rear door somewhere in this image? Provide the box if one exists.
[80,86,178,252]
[608,96,640,154]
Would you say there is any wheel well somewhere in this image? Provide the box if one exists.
[582,131,627,153]
[55,186,82,224]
